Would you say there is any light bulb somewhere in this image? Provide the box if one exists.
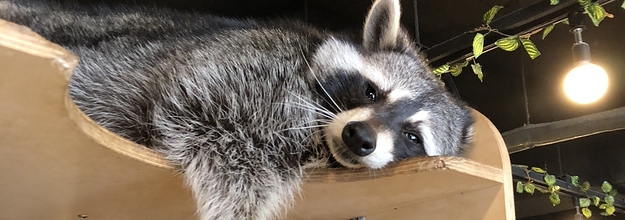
[563,61,608,104]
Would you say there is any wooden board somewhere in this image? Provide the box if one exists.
[0,20,197,220]
[288,157,503,219]
[0,19,515,220]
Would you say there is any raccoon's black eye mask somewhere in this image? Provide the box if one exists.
[315,72,384,112]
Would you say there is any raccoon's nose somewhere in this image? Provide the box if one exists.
[342,121,376,157]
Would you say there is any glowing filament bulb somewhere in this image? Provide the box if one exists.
[563,61,608,104]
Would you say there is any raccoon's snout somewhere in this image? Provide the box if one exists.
[341,121,377,157]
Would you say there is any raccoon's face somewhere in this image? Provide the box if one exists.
[310,39,474,169]
[307,0,474,169]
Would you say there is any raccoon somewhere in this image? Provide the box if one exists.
[1,0,474,219]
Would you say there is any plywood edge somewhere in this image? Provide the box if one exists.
[444,159,503,183]
[0,18,174,170]
[303,156,503,183]
[468,110,516,219]
[64,95,177,170]
[65,108,504,180]
[464,109,506,169]
[0,19,77,80]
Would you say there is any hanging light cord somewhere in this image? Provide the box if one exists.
[521,55,530,125]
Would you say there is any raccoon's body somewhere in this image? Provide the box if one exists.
[1,0,474,219]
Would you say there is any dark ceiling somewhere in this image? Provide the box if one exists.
[57,0,625,219]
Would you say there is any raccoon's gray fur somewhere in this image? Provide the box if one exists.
[1,0,474,219]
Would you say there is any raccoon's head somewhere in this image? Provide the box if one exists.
[307,0,474,169]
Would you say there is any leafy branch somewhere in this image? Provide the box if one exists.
[576,179,619,218]
[433,0,623,81]
[514,165,562,206]
[513,164,621,218]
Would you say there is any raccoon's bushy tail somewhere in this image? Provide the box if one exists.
[179,149,302,220]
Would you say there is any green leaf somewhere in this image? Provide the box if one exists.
[521,39,541,59]
[580,181,591,192]
[599,204,608,209]
[524,183,536,195]
[516,181,524,193]
[471,63,483,82]
[622,0,625,10]
[433,64,450,75]
[578,0,591,8]
[609,189,617,197]
[570,176,580,187]
[590,196,601,207]
[582,207,592,218]
[449,66,462,76]
[544,174,556,186]
[473,33,484,58]
[562,18,569,25]
[585,2,607,26]
[449,61,468,77]
[495,37,520,51]
[548,185,560,192]
[550,0,559,5]
[606,205,615,215]
[601,181,613,193]
[531,167,546,174]
[549,193,561,206]
[542,24,555,40]
[483,5,504,25]
[579,198,591,208]
[604,195,615,206]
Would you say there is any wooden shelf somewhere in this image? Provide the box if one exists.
[289,156,505,219]
[0,19,515,220]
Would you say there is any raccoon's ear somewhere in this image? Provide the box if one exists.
[363,0,409,51]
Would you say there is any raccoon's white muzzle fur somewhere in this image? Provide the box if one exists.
[0,0,474,219]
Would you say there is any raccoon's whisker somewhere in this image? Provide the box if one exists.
[369,168,378,179]
[283,91,337,119]
[301,162,326,180]
[297,99,336,118]
[275,101,323,113]
[294,92,335,114]
[292,119,333,127]
[298,45,343,113]
[309,90,343,112]
[310,91,342,115]
[275,101,336,120]
[278,120,331,133]
[370,166,390,179]
[276,124,329,133]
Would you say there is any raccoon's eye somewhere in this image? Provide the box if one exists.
[404,132,422,144]
[365,84,377,101]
